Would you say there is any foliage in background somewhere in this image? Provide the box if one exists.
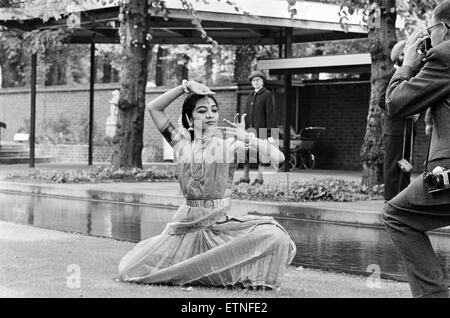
[7,166,178,183]
[232,178,383,202]
[6,168,384,202]
[17,113,112,146]
[2,0,410,89]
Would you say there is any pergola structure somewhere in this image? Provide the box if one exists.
[0,0,368,170]
[258,53,372,75]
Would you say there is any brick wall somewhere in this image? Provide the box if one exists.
[0,84,237,162]
[0,82,429,170]
[35,144,163,163]
[297,82,429,172]
[35,144,112,162]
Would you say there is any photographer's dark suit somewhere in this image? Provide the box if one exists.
[379,70,414,201]
[382,40,450,298]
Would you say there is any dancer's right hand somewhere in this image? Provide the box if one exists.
[184,81,215,95]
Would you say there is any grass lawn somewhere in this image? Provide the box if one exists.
[0,221,410,298]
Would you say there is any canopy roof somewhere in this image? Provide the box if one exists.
[258,53,372,74]
[0,0,370,44]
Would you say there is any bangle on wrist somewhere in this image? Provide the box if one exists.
[244,132,256,148]
[181,79,189,94]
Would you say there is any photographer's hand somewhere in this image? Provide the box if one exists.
[403,31,427,71]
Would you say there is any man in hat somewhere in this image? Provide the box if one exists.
[379,40,417,201]
[237,70,275,185]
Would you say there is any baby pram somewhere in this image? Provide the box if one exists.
[279,126,326,171]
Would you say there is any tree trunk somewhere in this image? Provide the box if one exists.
[360,0,396,186]
[175,53,189,83]
[103,54,112,83]
[205,47,213,85]
[155,45,167,86]
[112,0,150,169]
[45,49,67,86]
[0,49,26,88]
[234,45,257,82]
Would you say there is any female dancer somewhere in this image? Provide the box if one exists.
[118,80,296,289]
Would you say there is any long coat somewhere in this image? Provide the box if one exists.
[379,69,414,200]
[244,87,275,138]
[386,40,450,209]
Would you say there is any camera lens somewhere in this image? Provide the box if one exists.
[424,173,444,191]
[417,37,432,55]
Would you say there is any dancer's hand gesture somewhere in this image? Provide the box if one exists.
[183,80,215,95]
[221,113,253,142]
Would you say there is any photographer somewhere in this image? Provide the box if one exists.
[382,0,450,298]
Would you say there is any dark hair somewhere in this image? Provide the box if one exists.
[181,94,219,140]
[434,0,450,24]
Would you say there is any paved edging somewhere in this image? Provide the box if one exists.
[2,181,450,234]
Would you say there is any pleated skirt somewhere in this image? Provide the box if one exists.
[118,204,297,289]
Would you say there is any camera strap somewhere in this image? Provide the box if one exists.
[402,118,415,164]
[423,133,432,173]
[402,121,407,160]
[409,118,414,164]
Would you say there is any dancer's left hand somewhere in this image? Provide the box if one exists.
[221,113,249,141]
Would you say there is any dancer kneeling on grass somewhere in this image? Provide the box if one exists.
[118,80,296,289]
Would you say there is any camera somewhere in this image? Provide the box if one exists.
[423,167,450,193]
[417,37,432,55]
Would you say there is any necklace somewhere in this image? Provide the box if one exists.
[189,136,213,191]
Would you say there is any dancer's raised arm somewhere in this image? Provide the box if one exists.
[146,84,186,131]
[146,80,215,143]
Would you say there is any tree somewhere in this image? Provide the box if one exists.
[234,45,257,82]
[359,0,397,186]
[111,0,150,169]
[44,48,67,85]
[0,45,27,87]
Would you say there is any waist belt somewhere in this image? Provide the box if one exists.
[186,197,231,209]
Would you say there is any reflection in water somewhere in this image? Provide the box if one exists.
[277,218,407,279]
[1,192,450,281]
[0,193,173,241]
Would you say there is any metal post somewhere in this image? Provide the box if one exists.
[283,28,293,172]
[278,43,283,80]
[88,40,95,165]
[29,53,37,168]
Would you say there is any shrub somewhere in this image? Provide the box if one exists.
[7,170,382,202]
[231,178,384,202]
[7,166,178,183]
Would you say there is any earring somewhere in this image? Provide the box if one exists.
[185,114,194,131]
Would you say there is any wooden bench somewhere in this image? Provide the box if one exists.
[14,133,29,143]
